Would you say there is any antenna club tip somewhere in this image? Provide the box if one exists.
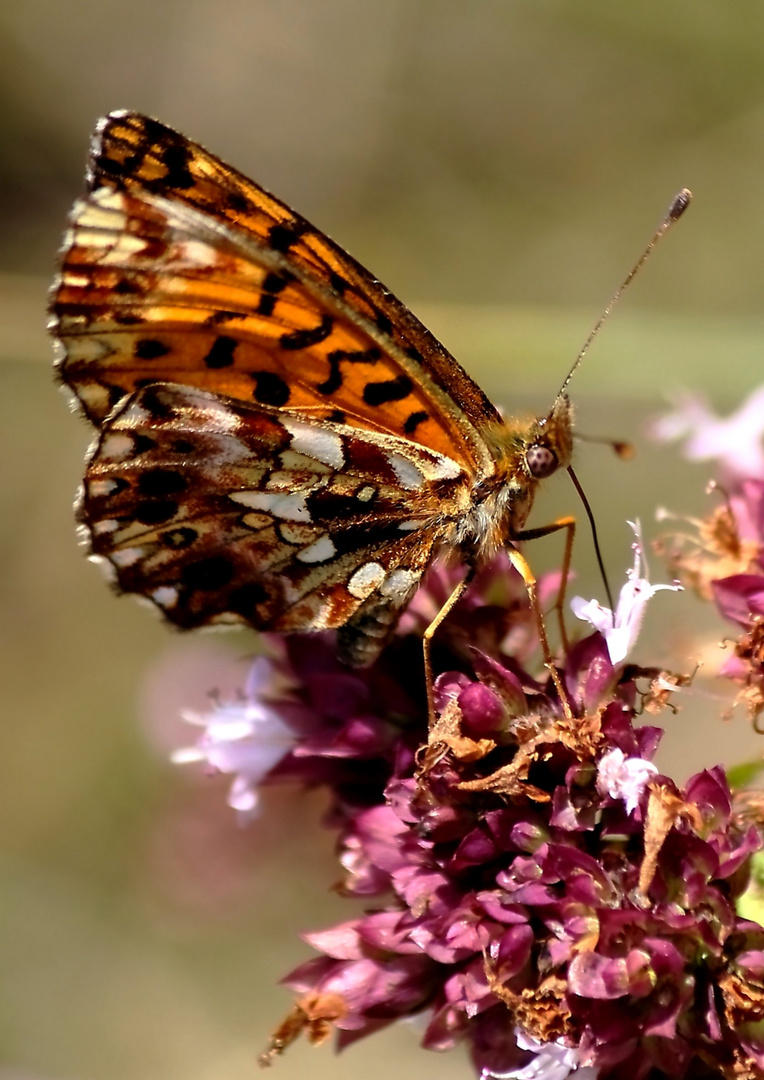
[613,440,635,460]
[668,188,693,221]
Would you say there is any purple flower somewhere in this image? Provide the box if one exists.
[571,522,681,664]
[656,468,764,723]
[172,511,764,1080]
[650,385,764,483]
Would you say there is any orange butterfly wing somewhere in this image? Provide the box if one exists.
[52,110,498,478]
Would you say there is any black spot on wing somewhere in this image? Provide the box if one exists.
[280,314,334,351]
[317,347,382,395]
[251,370,290,407]
[114,277,141,295]
[203,336,237,368]
[403,410,429,435]
[181,556,234,591]
[256,271,294,317]
[328,520,409,555]
[131,433,155,456]
[225,189,250,214]
[137,469,187,497]
[141,116,172,148]
[305,489,357,523]
[162,527,197,549]
[104,383,126,412]
[268,220,309,254]
[171,438,197,455]
[137,386,176,420]
[317,358,341,395]
[134,499,178,525]
[226,582,270,619]
[256,294,277,318]
[328,270,350,295]
[161,141,194,189]
[363,374,413,406]
[92,150,141,185]
[375,311,393,335]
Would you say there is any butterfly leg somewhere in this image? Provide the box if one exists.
[513,516,576,654]
[423,567,476,729]
[506,542,575,722]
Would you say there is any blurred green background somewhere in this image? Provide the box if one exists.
[3,2,764,1078]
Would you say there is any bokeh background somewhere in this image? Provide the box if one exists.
[3,2,764,1078]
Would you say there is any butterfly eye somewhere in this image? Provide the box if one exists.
[525,444,558,479]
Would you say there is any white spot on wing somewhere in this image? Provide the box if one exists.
[387,452,424,489]
[99,234,149,261]
[88,478,119,498]
[282,417,344,470]
[429,455,462,480]
[89,187,126,213]
[398,519,426,531]
[296,534,336,564]
[100,433,135,461]
[77,382,114,416]
[201,399,242,433]
[91,518,119,535]
[357,485,376,502]
[232,491,311,522]
[347,562,386,600]
[111,547,143,567]
[62,273,90,288]
[78,196,125,231]
[119,401,150,425]
[152,586,179,608]
[64,337,115,364]
[177,240,218,266]
[380,568,420,601]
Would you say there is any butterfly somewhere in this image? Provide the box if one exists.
[50,111,576,708]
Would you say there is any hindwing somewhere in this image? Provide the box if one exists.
[81,383,471,643]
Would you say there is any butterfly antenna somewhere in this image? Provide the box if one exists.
[567,465,616,617]
[556,188,692,401]
[575,432,635,460]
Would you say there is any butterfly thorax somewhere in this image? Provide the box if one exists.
[454,394,574,563]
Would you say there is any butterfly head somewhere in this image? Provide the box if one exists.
[484,393,573,490]
[524,393,574,481]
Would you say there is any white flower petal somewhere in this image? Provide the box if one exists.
[571,522,681,664]
[596,747,658,814]
[481,1030,598,1080]
[173,657,296,820]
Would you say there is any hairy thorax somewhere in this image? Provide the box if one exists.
[450,396,575,564]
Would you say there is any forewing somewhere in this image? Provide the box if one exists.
[81,383,469,638]
[51,112,498,477]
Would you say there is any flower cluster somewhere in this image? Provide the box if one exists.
[176,516,764,1079]
[654,390,764,727]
